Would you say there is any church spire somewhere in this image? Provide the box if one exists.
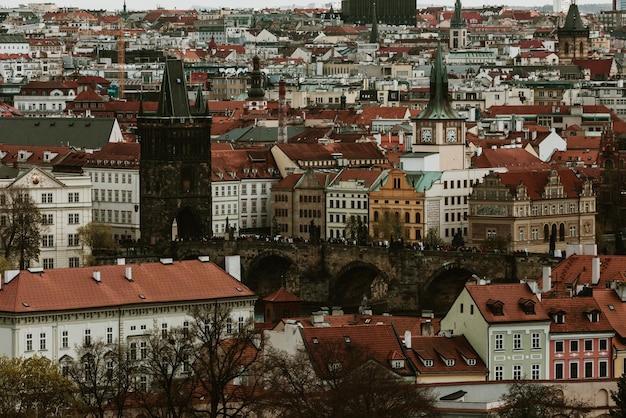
[369,3,378,44]
[247,55,265,100]
[416,41,461,120]
[157,59,192,118]
[451,0,466,28]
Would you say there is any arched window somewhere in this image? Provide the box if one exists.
[579,41,584,55]
[415,213,421,223]
[551,223,557,240]
[405,212,410,223]
[564,42,569,55]
[559,223,565,241]
[544,224,549,241]
[374,211,379,222]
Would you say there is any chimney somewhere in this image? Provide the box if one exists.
[404,330,412,349]
[224,255,241,281]
[542,266,551,293]
[421,320,434,336]
[4,269,19,285]
[93,271,101,282]
[116,258,126,265]
[592,257,601,285]
[125,266,132,281]
[583,244,597,256]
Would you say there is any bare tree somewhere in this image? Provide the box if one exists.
[189,304,263,418]
[0,188,42,269]
[133,327,198,418]
[65,340,136,418]
[258,342,439,418]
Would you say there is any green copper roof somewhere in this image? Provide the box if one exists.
[415,41,462,120]
[451,0,466,29]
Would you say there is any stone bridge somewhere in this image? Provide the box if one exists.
[171,240,558,315]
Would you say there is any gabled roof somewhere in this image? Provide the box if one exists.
[0,259,255,314]
[546,255,626,292]
[263,287,302,303]
[156,59,192,117]
[472,148,546,170]
[466,283,550,323]
[301,324,414,378]
[407,335,488,375]
[328,168,386,188]
[541,297,613,334]
[0,118,119,149]
[495,167,584,200]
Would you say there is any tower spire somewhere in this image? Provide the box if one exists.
[369,3,378,44]
[451,0,466,28]
[416,40,461,120]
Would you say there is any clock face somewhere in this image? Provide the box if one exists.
[421,128,432,143]
[446,128,457,143]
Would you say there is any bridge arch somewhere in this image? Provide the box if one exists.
[243,250,300,298]
[329,261,390,313]
[421,261,481,316]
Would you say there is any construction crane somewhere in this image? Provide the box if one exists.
[117,13,125,99]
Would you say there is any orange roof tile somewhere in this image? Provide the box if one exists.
[466,283,550,323]
[0,259,255,313]
[541,296,613,333]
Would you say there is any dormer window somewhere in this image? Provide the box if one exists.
[486,299,504,316]
[445,359,455,367]
[390,359,405,369]
[518,298,536,315]
[466,358,476,366]
[422,359,434,367]
[555,313,565,324]
[584,308,600,323]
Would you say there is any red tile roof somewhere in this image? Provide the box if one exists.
[572,59,614,79]
[545,255,626,294]
[496,167,584,200]
[466,283,550,323]
[0,259,255,314]
[302,324,414,377]
[263,287,301,303]
[566,135,601,150]
[407,335,488,376]
[330,168,385,187]
[541,296,613,333]
[593,289,626,338]
[472,148,546,170]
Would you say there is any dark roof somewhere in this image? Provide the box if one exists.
[0,118,119,149]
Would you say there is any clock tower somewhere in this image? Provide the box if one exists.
[411,41,468,171]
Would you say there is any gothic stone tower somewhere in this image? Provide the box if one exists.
[412,41,468,171]
[449,0,467,50]
[138,59,212,246]
[557,2,589,63]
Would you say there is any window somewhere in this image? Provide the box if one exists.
[513,365,522,380]
[226,317,233,334]
[69,257,80,268]
[555,341,564,352]
[161,323,168,338]
[495,334,504,351]
[84,329,91,346]
[599,360,608,378]
[107,327,113,344]
[43,258,54,269]
[513,333,522,350]
[584,361,593,378]
[68,192,79,203]
[600,339,608,351]
[584,339,593,351]
[42,214,54,224]
[42,234,54,247]
[62,330,68,348]
[495,365,503,380]
[68,213,79,224]
[238,316,244,332]
[39,332,46,350]
[555,362,564,379]
[26,333,33,351]
[531,364,540,380]
[41,193,52,203]
[570,340,579,352]
[570,361,579,379]
[532,333,540,349]
[130,343,137,360]
[140,341,147,359]
[68,234,79,247]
